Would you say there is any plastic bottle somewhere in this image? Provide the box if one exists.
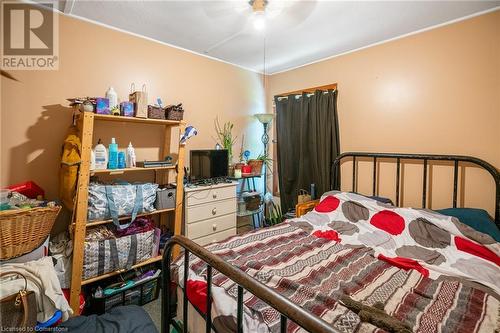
[94,139,108,170]
[126,142,136,168]
[108,138,118,169]
[106,87,118,110]
[117,152,126,169]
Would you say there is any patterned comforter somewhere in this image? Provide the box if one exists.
[174,192,500,333]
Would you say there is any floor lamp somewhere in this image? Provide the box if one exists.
[255,113,274,220]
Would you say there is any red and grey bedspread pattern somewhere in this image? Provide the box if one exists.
[295,191,500,293]
[174,221,499,333]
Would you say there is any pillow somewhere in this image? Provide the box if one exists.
[436,208,500,242]
[354,193,394,205]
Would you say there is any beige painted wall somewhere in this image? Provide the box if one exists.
[268,11,500,215]
[1,10,265,232]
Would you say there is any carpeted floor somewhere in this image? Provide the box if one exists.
[143,298,161,330]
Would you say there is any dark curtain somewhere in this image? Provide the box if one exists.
[275,90,340,213]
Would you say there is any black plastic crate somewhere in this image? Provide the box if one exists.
[89,276,160,314]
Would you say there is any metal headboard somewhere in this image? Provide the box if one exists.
[332,152,500,226]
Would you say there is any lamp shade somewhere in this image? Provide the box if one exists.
[255,113,274,124]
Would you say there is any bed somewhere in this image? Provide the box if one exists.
[161,152,500,333]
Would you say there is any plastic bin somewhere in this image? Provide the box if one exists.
[90,276,160,314]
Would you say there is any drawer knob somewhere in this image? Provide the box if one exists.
[213,193,217,199]
[212,224,217,231]
[212,208,217,215]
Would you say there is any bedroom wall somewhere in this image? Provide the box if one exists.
[268,10,500,215]
[0,8,265,232]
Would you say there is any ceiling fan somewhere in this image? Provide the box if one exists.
[202,0,316,55]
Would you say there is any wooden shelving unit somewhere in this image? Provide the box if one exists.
[68,112,185,314]
[90,165,175,175]
[72,207,176,228]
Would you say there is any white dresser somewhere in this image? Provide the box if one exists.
[184,182,238,246]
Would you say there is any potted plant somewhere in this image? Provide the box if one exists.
[248,152,272,175]
[213,117,237,164]
[264,201,283,227]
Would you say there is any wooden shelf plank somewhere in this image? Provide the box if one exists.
[90,166,174,175]
[81,255,162,285]
[93,113,184,126]
[80,207,175,227]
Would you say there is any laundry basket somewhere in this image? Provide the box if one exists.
[0,206,61,260]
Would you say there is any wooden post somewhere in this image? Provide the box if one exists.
[69,112,94,313]
[160,125,173,229]
[173,123,186,258]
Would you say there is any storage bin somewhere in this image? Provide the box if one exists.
[155,185,176,210]
[89,276,160,314]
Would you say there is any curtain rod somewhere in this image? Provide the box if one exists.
[276,89,336,101]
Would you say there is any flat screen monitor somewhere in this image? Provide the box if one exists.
[190,149,228,181]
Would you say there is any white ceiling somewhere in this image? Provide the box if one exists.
[54,1,499,74]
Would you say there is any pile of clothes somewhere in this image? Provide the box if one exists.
[0,191,57,211]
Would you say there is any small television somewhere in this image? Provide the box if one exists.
[190,149,228,181]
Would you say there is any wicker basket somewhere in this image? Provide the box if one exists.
[165,104,184,121]
[147,105,166,119]
[0,206,61,260]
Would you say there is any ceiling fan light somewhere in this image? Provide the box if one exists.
[252,11,266,31]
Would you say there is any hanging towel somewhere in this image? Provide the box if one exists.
[59,127,81,210]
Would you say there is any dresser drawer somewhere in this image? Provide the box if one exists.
[186,214,235,240]
[186,185,236,207]
[192,228,236,246]
[185,198,236,224]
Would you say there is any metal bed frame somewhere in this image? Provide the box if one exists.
[332,152,499,226]
[162,152,500,333]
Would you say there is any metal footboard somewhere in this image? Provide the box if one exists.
[161,235,341,333]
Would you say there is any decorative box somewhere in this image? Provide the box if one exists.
[120,102,134,117]
[95,98,110,115]
[147,105,166,120]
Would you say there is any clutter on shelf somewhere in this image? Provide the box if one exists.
[65,88,186,314]
[87,268,161,314]
[67,84,185,120]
